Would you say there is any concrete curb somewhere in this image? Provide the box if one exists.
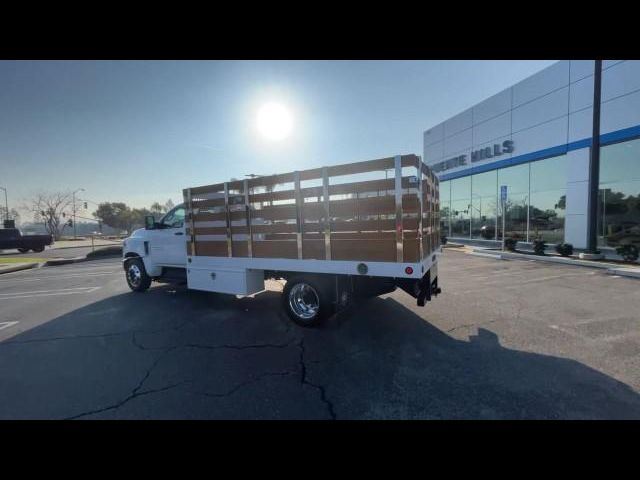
[470,248,640,278]
[44,257,89,266]
[607,268,640,279]
[0,262,39,274]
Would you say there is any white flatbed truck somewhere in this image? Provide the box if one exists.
[122,154,441,327]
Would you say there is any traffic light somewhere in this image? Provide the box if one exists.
[84,202,88,209]
[62,212,66,218]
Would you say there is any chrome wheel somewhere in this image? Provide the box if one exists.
[127,263,142,288]
[288,283,320,321]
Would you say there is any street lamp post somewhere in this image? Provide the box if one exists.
[0,187,7,223]
[72,188,85,239]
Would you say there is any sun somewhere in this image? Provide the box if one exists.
[256,102,293,141]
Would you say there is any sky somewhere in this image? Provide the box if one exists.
[0,60,556,221]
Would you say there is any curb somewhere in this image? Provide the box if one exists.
[44,257,88,266]
[0,262,39,274]
[470,248,640,278]
[607,268,640,279]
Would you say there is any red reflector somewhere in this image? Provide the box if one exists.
[405,266,413,275]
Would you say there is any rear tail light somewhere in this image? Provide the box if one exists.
[405,266,414,275]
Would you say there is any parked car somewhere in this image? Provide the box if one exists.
[605,222,640,247]
[0,228,53,253]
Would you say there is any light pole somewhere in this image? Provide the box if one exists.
[0,187,7,224]
[72,188,85,239]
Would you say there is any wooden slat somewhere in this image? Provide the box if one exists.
[189,241,227,257]
[331,239,396,262]
[403,238,420,262]
[252,205,297,221]
[302,239,326,260]
[249,189,295,204]
[327,218,418,232]
[193,211,246,222]
[248,172,295,189]
[327,157,394,177]
[252,240,298,259]
[189,183,225,195]
[251,223,298,234]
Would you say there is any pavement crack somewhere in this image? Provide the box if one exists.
[189,370,298,400]
[65,346,179,420]
[298,338,337,420]
[64,381,187,420]
[184,339,296,351]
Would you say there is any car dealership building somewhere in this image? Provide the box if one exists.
[424,60,640,255]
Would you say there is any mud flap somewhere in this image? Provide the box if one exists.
[396,271,441,307]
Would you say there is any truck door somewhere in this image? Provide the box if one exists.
[149,205,187,267]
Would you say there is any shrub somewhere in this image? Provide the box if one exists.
[616,244,639,263]
[533,239,547,255]
[504,237,517,252]
[555,242,574,257]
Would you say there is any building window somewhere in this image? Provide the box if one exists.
[497,163,529,241]
[597,138,640,249]
[450,176,471,238]
[471,170,498,240]
[529,155,567,243]
[440,180,451,237]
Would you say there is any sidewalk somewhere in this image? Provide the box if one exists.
[50,239,122,250]
[467,246,640,279]
[0,262,39,274]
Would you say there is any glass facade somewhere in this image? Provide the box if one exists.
[450,176,471,237]
[439,154,567,243]
[597,137,640,248]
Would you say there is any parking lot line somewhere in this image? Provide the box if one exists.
[0,322,19,331]
[0,286,101,300]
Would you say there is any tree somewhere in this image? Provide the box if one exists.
[150,202,164,215]
[164,199,175,212]
[26,191,73,240]
[93,202,134,234]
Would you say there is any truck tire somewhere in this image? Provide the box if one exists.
[17,248,30,253]
[125,258,152,292]
[31,246,45,253]
[282,276,332,327]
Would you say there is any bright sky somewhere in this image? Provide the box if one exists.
[0,60,555,218]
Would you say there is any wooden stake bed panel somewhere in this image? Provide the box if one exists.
[183,154,439,263]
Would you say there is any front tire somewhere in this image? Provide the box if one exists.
[125,258,152,292]
[17,248,30,253]
[31,246,44,253]
[282,276,332,327]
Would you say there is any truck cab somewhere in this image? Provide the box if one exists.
[122,203,188,283]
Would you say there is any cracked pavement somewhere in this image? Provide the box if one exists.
[1,252,640,419]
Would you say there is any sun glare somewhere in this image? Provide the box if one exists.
[256,102,293,141]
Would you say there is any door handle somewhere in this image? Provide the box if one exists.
[174,232,184,236]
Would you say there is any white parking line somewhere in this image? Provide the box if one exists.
[0,286,101,300]
[0,272,116,284]
[0,321,19,331]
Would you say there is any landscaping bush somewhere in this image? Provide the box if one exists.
[555,242,574,257]
[616,244,639,263]
[504,237,517,252]
[532,239,547,255]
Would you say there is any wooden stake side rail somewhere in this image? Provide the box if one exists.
[184,154,440,263]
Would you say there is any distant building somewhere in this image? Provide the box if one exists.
[424,60,640,254]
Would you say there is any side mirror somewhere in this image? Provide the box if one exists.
[145,215,156,230]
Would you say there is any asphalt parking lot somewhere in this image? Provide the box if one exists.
[1,249,639,419]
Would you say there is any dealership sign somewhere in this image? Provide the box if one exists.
[432,140,514,173]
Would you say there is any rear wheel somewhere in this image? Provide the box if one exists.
[282,276,332,327]
[125,258,152,292]
[17,248,30,253]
